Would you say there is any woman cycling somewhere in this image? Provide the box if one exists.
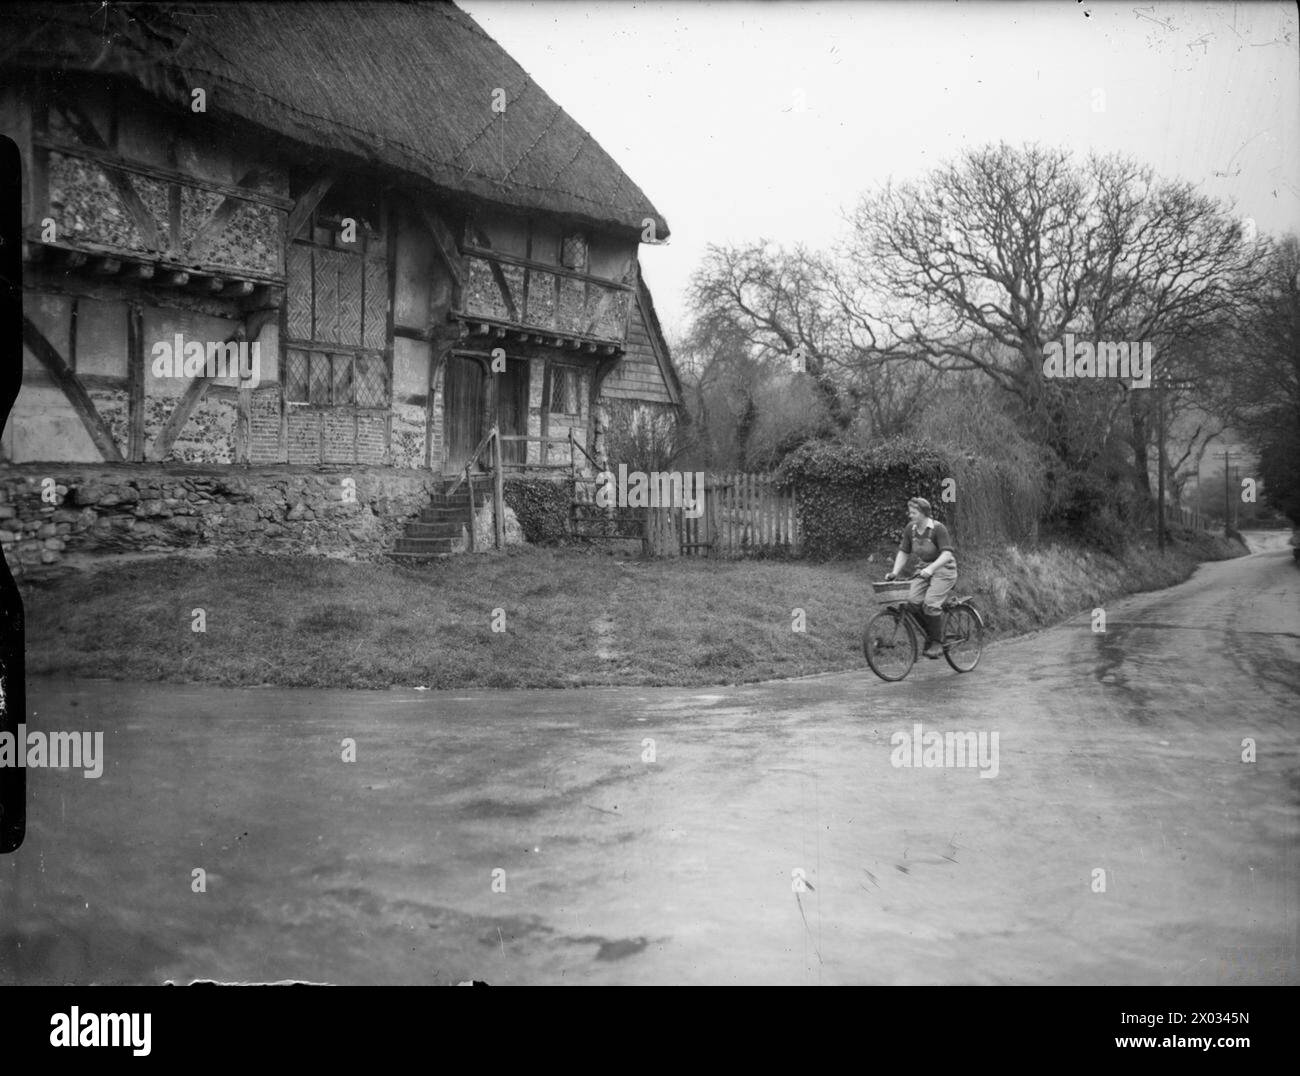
[884,497,957,659]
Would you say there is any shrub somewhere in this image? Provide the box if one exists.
[774,437,950,559]
[502,478,570,545]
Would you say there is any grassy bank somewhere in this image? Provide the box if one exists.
[19,528,1246,689]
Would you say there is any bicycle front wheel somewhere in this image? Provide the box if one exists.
[943,604,984,673]
[863,608,917,681]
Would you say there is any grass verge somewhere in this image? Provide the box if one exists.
[18,528,1247,689]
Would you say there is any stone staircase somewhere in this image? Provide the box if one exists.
[388,480,490,561]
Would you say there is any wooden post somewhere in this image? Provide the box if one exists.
[712,478,722,563]
[643,506,680,558]
[492,425,505,550]
[126,301,145,461]
[467,466,476,553]
[22,316,125,462]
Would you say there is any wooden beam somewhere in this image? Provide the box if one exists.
[32,135,294,210]
[468,228,518,321]
[250,284,281,307]
[52,98,162,250]
[22,316,125,462]
[460,243,635,292]
[407,199,464,292]
[186,169,273,262]
[236,385,252,465]
[286,173,335,242]
[148,309,278,461]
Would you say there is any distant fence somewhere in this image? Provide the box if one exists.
[644,472,797,558]
[1167,504,1215,531]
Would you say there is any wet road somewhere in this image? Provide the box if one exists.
[2,536,1297,984]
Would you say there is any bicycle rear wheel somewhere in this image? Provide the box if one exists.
[943,604,984,673]
[863,608,917,681]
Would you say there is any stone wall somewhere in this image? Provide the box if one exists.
[0,463,442,574]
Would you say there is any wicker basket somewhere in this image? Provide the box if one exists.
[871,580,911,603]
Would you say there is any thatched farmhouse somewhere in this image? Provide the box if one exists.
[0,0,682,568]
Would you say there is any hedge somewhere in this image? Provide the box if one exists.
[773,437,951,559]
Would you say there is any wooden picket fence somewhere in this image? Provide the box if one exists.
[679,472,800,557]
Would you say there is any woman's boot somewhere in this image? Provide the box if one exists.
[922,611,945,658]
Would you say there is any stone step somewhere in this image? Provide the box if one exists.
[419,507,470,523]
[404,521,463,539]
[386,550,454,564]
[571,504,644,516]
[394,536,457,555]
[428,494,491,509]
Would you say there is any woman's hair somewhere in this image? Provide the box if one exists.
[907,497,932,516]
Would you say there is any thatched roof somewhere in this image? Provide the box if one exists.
[0,1,670,238]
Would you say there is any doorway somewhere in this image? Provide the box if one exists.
[443,355,485,474]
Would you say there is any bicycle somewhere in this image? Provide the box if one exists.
[862,575,985,681]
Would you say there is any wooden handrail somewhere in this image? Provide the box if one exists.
[568,430,602,473]
[445,425,497,498]
[444,424,506,551]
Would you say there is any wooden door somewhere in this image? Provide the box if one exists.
[444,356,485,473]
[497,358,529,466]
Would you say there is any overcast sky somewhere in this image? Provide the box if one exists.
[461,0,1300,344]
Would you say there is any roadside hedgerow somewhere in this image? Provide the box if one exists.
[774,437,949,559]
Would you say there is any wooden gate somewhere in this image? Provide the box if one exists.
[654,473,801,557]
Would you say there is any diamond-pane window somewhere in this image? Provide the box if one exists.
[332,356,353,405]
[285,350,309,403]
[308,354,331,405]
[550,365,579,415]
[354,355,388,408]
[561,234,588,271]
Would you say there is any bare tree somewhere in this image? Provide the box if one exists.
[841,143,1263,496]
